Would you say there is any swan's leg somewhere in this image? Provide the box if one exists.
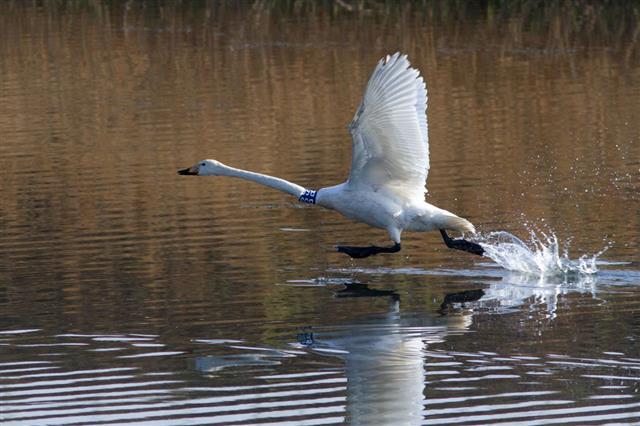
[337,243,401,259]
[440,230,484,256]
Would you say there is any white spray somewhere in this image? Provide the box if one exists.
[476,229,608,276]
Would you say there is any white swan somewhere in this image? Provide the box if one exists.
[179,53,483,258]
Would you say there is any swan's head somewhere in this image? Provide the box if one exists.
[178,159,225,176]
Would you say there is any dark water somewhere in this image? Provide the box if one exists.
[1,2,639,425]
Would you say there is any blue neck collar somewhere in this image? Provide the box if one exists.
[298,189,317,204]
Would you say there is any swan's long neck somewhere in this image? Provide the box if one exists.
[218,164,316,203]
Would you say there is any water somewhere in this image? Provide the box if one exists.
[1,2,640,425]
[477,229,606,276]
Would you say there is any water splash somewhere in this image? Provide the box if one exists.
[477,230,608,276]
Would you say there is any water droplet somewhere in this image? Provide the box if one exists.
[474,227,607,276]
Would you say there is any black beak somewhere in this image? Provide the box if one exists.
[178,167,197,176]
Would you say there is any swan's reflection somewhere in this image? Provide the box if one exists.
[190,273,598,425]
[302,273,599,425]
[336,264,602,317]
[306,283,477,426]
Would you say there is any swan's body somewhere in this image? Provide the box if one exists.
[317,183,472,243]
[179,53,483,258]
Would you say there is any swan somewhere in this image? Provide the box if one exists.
[179,53,484,258]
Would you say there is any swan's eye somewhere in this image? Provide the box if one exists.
[201,163,206,167]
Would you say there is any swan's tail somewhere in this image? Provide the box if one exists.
[438,214,476,235]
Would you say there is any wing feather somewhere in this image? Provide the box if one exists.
[348,53,429,200]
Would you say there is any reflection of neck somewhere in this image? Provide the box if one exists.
[219,165,306,198]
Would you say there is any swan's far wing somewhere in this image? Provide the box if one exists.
[348,53,429,200]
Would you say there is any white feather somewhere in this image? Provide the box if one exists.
[347,53,429,201]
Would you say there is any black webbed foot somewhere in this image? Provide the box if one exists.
[440,230,484,256]
[337,243,401,259]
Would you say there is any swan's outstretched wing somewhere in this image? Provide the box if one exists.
[348,53,429,200]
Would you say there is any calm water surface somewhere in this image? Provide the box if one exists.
[1,2,639,425]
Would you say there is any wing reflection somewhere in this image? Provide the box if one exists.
[309,284,475,426]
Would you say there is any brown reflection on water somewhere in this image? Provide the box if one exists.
[0,0,638,353]
[1,2,640,424]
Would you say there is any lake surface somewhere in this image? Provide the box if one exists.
[1,2,639,425]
